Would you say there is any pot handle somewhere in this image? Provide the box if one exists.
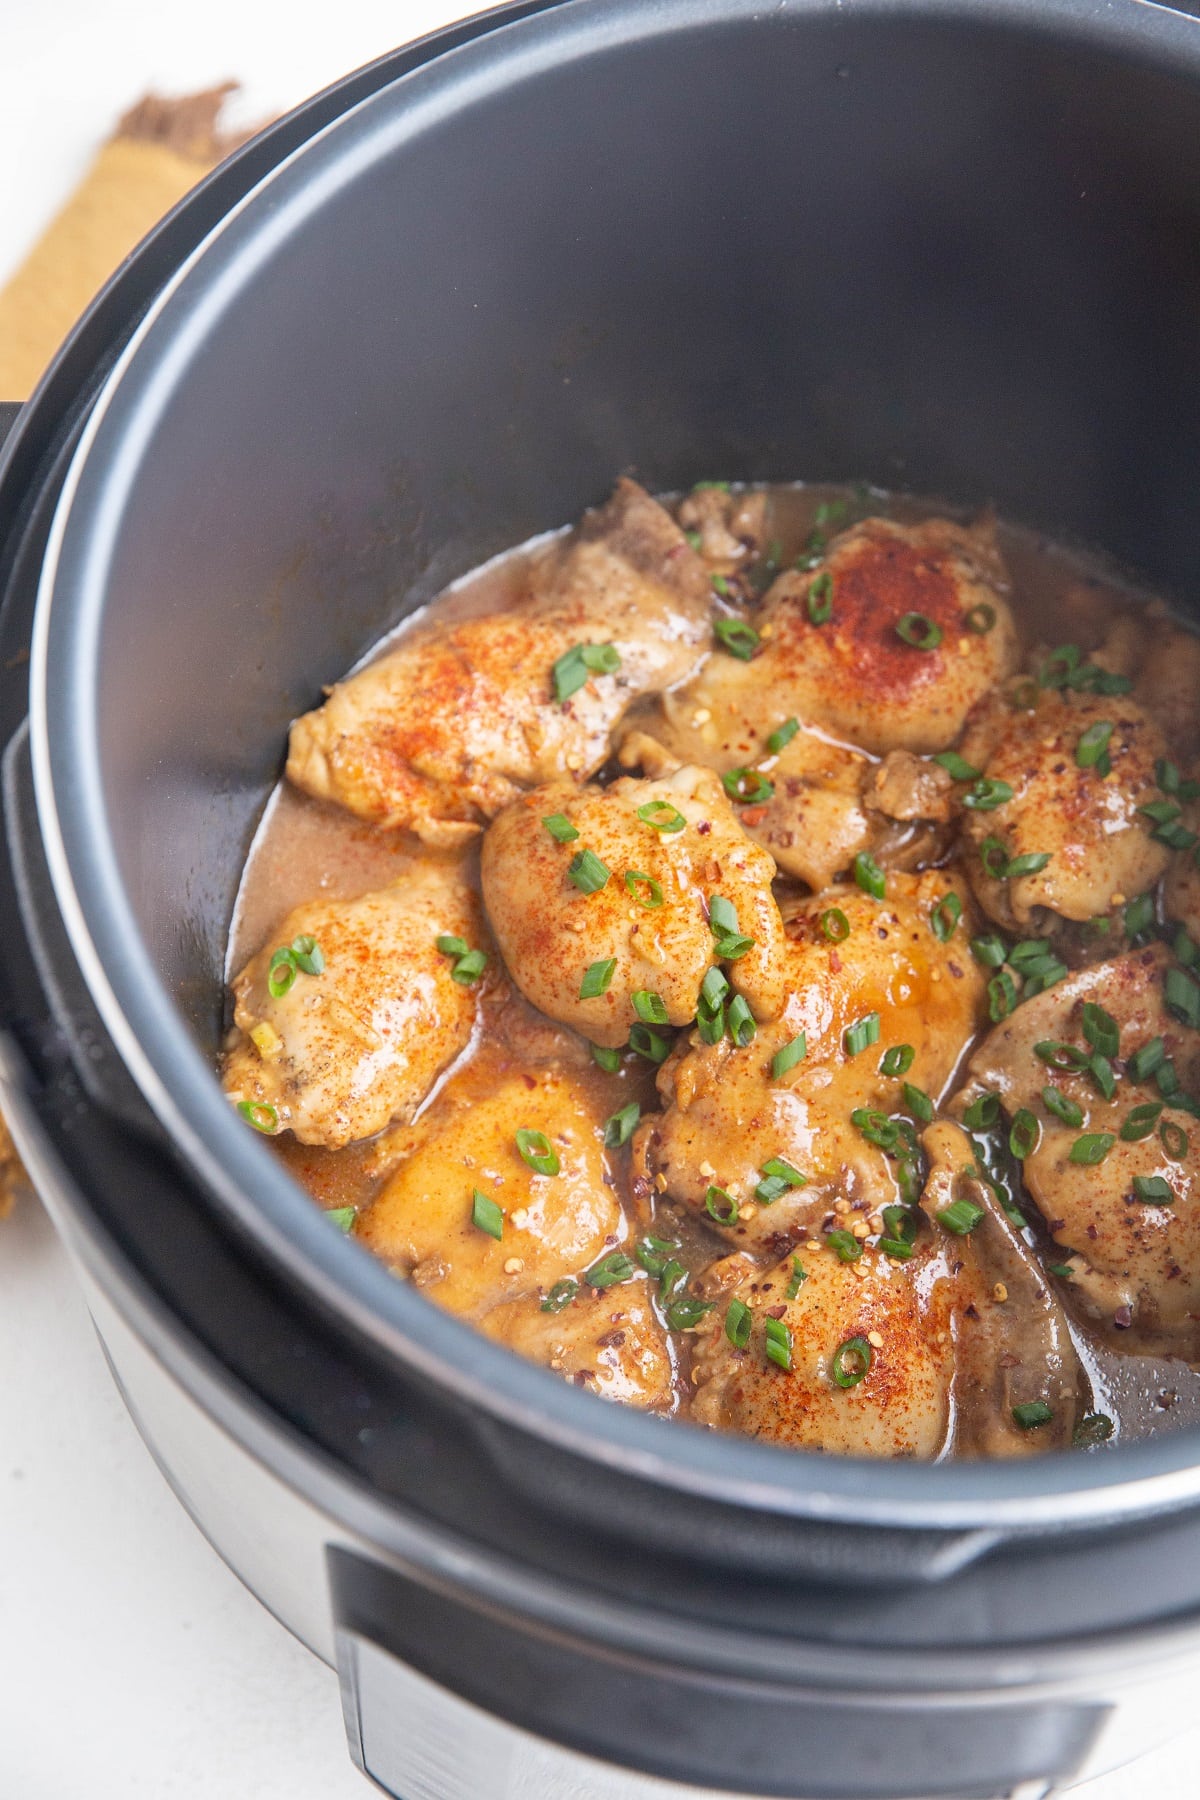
[328,1547,1102,1800]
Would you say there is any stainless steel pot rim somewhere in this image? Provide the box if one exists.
[29,0,1200,1531]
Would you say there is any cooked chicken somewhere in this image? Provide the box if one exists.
[479,1284,673,1409]
[963,947,1200,1353]
[636,871,986,1252]
[222,863,483,1150]
[356,1050,625,1321]
[918,1122,1081,1454]
[286,480,712,845]
[480,766,786,1047]
[958,686,1169,932]
[1163,776,1200,936]
[691,1236,955,1458]
[676,483,767,573]
[1133,622,1200,763]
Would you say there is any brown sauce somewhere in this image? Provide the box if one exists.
[226,482,1200,1452]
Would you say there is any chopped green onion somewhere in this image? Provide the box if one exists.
[696,1005,725,1045]
[879,1236,914,1260]
[725,1298,753,1348]
[963,1092,1000,1129]
[895,611,943,650]
[1006,851,1052,878]
[978,836,1010,880]
[853,851,886,899]
[713,617,760,660]
[1039,645,1081,688]
[552,641,621,703]
[1076,721,1114,769]
[603,1101,641,1148]
[964,777,1014,811]
[585,1250,637,1289]
[632,989,669,1026]
[785,1256,808,1299]
[965,603,997,634]
[705,1184,740,1224]
[591,1042,621,1073]
[691,479,731,492]
[767,717,800,754]
[1174,929,1199,969]
[629,1023,671,1063]
[636,799,687,833]
[1043,1086,1084,1128]
[1130,1035,1166,1082]
[435,934,468,958]
[450,948,488,984]
[267,951,297,998]
[1160,1119,1189,1160]
[1124,893,1156,942]
[1158,758,1182,793]
[1035,1039,1090,1071]
[726,994,756,1046]
[541,1278,579,1313]
[1155,818,1198,851]
[711,574,731,598]
[1088,1050,1114,1098]
[772,1034,807,1079]
[1074,1413,1114,1446]
[882,1204,918,1244]
[290,934,325,976]
[987,972,1017,1022]
[1009,1108,1039,1159]
[1046,1261,1075,1280]
[938,1198,985,1235]
[700,968,730,1013]
[820,906,851,942]
[1120,1102,1162,1141]
[756,1157,808,1203]
[1134,1174,1174,1204]
[471,1189,504,1239]
[935,751,981,781]
[844,1012,881,1056]
[634,1236,678,1277]
[970,933,1008,968]
[1012,1400,1054,1430]
[881,1044,916,1077]
[722,767,775,804]
[658,1259,687,1303]
[1082,1002,1120,1059]
[684,528,702,552]
[542,812,580,843]
[851,1107,900,1150]
[903,1082,934,1124]
[764,1316,793,1371]
[236,1099,278,1133]
[826,1228,862,1262]
[1158,1059,1181,1098]
[930,893,962,942]
[1069,1132,1115,1165]
[1140,799,1182,826]
[806,571,833,623]
[832,1335,873,1388]
[624,870,663,908]
[567,848,611,893]
[1165,966,1200,1030]
[515,1128,560,1176]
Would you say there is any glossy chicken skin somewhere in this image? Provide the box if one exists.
[479,1284,673,1410]
[964,948,1200,1352]
[919,1122,1081,1454]
[356,1049,625,1320]
[286,480,711,846]
[636,872,987,1252]
[959,686,1169,932]
[691,1236,955,1458]
[222,864,482,1150]
[657,516,1017,770]
[481,767,786,1047]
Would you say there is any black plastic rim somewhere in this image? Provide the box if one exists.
[30,0,1200,1530]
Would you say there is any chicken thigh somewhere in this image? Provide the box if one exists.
[636,871,986,1253]
[223,863,484,1150]
[481,766,786,1047]
[479,1284,673,1409]
[963,947,1200,1353]
[286,480,712,845]
[958,686,1169,933]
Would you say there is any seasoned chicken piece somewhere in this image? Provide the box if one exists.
[636,871,986,1252]
[1162,772,1200,937]
[676,483,767,572]
[919,1122,1082,1454]
[691,1237,955,1458]
[958,686,1169,932]
[963,947,1200,1353]
[652,517,1015,776]
[223,863,483,1150]
[286,480,712,845]
[480,766,786,1048]
[357,1049,625,1321]
[479,1284,673,1410]
[1132,620,1200,763]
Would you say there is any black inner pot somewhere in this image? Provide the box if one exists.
[23,0,1200,1649]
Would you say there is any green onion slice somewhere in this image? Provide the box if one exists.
[515,1128,560,1176]
[267,954,297,999]
[987,971,1017,1022]
[1120,1102,1162,1142]
[853,851,886,899]
[471,1189,504,1239]
[963,777,1014,811]
[930,893,962,941]
[290,934,324,976]
[964,603,996,634]
[895,611,943,650]
[591,1042,622,1073]
[585,1250,638,1289]
[1076,720,1114,769]
[625,870,663,908]
[629,1023,671,1064]
[603,1101,641,1148]
[726,994,756,1046]
[1068,1132,1115,1166]
[722,767,775,805]
[1130,1036,1166,1081]
[832,1335,873,1388]
[1034,1040,1090,1072]
[767,717,800,754]
[1074,1413,1114,1446]
[1009,1108,1040,1159]
[963,1092,1000,1130]
[1082,1002,1120,1059]
[450,949,488,984]
[844,1012,881,1056]
[637,799,687,833]
[705,1184,740,1224]
[236,1099,278,1134]
[713,617,760,660]
[1134,1174,1174,1204]
[756,1157,808,1203]
[725,1298,753,1348]
[541,1279,579,1314]
[552,641,621,703]
[938,1198,985,1235]
[580,959,616,1000]
[902,1082,934,1124]
[764,1316,793,1371]
[567,848,611,893]
[771,1034,807,1079]
[880,1044,916,1077]
[820,906,851,942]
[935,751,981,781]
[542,812,580,843]
[632,989,669,1025]
[1165,966,1200,1030]
[699,967,730,1011]
[970,933,1008,968]
[806,571,834,624]
[1043,1086,1084,1128]
[785,1256,808,1300]
[851,1107,899,1149]
[1012,1400,1054,1430]
[826,1227,862,1262]
[1160,1118,1189,1160]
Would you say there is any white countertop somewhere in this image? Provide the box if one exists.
[3,2,1200,1794]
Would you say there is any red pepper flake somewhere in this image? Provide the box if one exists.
[697,820,712,836]
[740,805,769,827]
[1114,1305,1133,1329]
[766,1304,787,1319]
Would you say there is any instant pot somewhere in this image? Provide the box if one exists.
[8,3,1200,1794]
